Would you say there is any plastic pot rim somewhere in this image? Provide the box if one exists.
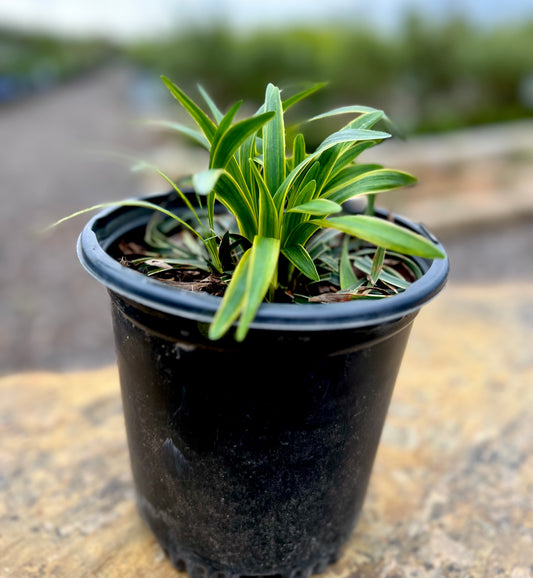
[77,191,449,332]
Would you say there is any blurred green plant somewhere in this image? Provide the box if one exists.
[0,27,115,101]
[125,16,533,133]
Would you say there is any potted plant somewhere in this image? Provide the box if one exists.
[65,77,448,577]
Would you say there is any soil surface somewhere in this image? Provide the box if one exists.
[1,65,532,374]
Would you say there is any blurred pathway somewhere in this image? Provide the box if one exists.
[0,66,147,373]
[1,66,532,374]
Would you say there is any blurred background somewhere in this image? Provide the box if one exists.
[1,0,533,374]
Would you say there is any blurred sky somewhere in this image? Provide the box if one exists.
[1,0,532,41]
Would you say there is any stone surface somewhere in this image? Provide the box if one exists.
[1,283,532,577]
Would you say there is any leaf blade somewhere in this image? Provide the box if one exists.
[208,249,251,341]
[211,111,275,169]
[235,236,281,341]
[324,169,417,205]
[370,246,386,284]
[197,84,224,123]
[144,120,210,149]
[317,128,391,152]
[288,198,342,216]
[339,237,358,289]
[263,84,286,194]
[282,244,320,282]
[313,215,446,259]
[161,76,216,142]
[250,161,279,238]
[209,100,243,167]
[309,104,384,122]
[192,168,224,196]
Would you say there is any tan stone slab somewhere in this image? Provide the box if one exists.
[1,283,532,577]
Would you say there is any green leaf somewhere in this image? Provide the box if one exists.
[161,76,216,143]
[209,100,243,164]
[238,134,259,204]
[309,104,384,123]
[311,106,402,137]
[249,161,279,237]
[224,156,256,209]
[291,133,306,169]
[370,246,386,284]
[144,120,210,149]
[340,238,358,289]
[132,162,203,225]
[263,84,286,194]
[214,172,258,240]
[345,110,385,131]
[354,255,411,289]
[235,236,280,341]
[325,164,383,194]
[312,215,446,259]
[324,169,417,205]
[312,146,343,195]
[330,141,377,176]
[283,220,321,249]
[289,178,317,209]
[197,84,224,123]
[273,129,385,213]
[317,128,391,152]
[210,111,275,169]
[281,178,317,242]
[282,244,320,282]
[288,198,342,216]
[49,199,204,241]
[208,248,251,340]
[192,168,224,196]
[224,190,258,239]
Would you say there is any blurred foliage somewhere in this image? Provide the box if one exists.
[2,15,533,134]
[125,15,533,133]
[0,27,116,103]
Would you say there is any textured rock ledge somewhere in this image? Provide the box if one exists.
[1,283,532,577]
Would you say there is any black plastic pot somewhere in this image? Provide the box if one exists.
[78,192,448,578]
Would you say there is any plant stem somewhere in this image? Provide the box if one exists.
[365,194,376,216]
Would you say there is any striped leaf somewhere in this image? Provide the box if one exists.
[282,244,320,282]
[370,246,386,284]
[250,161,278,238]
[144,120,210,149]
[215,172,257,240]
[263,84,286,193]
[198,84,224,123]
[313,215,446,259]
[192,168,224,196]
[310,104,384,122]
[161,76,216,142]
[339,238,358,289]
[210,111,275,169]
[235,236,280,341]
[209,100,243,163]
[324,169,417,205]
[317,128,391,152]
[208,249,252,341]
[288,198,342,216]
[291,133,307,169]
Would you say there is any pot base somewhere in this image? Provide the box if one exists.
[137,492,343,578]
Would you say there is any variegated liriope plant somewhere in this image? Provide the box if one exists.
[62,77,446,342]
